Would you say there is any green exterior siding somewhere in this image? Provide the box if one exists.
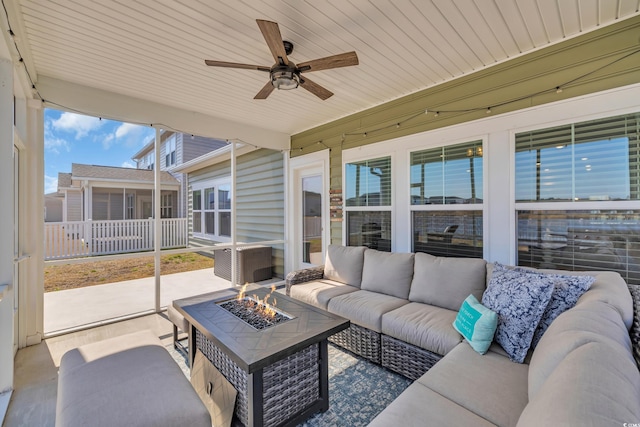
[188,149,285,278]
[291,15,640,245]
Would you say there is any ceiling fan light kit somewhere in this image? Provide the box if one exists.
[271,66,299,90]
[205,19,358,100]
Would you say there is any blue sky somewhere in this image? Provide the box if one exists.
[44,108,156,194]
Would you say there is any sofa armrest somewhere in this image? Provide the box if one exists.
[629,284,640,369]
[285,265,325,295]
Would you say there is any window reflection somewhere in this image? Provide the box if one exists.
[517,210,640,285]
[345,157,392,207]
[413,211,483,258]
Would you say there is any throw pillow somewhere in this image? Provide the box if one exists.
[482,263,555,363]
[530,273,595,347]
[453,294,498,355]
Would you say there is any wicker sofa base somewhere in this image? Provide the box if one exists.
[328,323,381,364]
[196,330,321,427]
[381,334,443,381]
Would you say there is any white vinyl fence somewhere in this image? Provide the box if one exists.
[44,218,188,260]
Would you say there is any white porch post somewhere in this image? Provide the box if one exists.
[154,128,161,311]
[231,140,237,286]
[0,57,14,407]
[22,99,44,347]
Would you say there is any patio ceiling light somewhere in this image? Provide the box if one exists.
[270,65,300,90]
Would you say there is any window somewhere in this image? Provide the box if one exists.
[144,150,154,170]
[126,193,135,219]
[410,140,484,258]
[218,184,231,237]
[345,156,392,251]
[515,112,640,284]
[192,178,232,240]
[192,190,202,233]
[165,136,176,167]
[161,193,173,218]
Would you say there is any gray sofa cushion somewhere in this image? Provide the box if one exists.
[418,343,529,427]
[368,381,495,427]
[382,302,462,356]
[527,300,633,399]
[518,341,640,427]
[327,290,409,332]
[288,279,358,310]
[323,245,366,286]
[409,253,486,311]
[360,249,415,299]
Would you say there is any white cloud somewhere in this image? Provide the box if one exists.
[51,112,105,139]
[44,135,70,154]
[111,124,155,150]
[115,122,137,138]
[44,175,58,194]
[102,133,115,150]
[121,161,136,169]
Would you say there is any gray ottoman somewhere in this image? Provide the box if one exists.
[55,330,210,427]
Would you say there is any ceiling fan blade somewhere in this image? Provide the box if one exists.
[297,51,359,72]
[204,60,270,72]
[254,81,275,99]
[256,19,289,65]
[299,76,333,100]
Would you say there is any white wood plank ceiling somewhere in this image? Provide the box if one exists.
[7,0,640,135]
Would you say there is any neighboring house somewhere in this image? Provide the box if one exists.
[43,192,63,222]
[57,163,180,221]
[174,145,286,278]
[131,131,228,218]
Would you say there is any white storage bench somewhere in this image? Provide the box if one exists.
[55,330,210,427]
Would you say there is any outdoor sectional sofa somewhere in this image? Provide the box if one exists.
[285,245,640,426]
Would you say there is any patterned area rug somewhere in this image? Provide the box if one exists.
[167,341,412,427]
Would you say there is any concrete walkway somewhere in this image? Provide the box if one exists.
[44,268,282,334]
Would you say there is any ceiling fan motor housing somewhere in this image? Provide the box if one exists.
[283,40,294,55]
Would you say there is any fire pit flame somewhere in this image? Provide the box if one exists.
[221,284,291,330]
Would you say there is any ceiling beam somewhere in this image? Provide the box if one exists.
[37,76,290,151]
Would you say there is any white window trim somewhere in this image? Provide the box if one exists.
[192,177,232,242]
[342,137,488,253]
[342,151,395,250]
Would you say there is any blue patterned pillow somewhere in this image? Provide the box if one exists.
[530,274,595,347]
[453,294,498,355]
[482,263,555,363]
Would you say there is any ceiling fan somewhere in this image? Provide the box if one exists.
[204,19,359,100]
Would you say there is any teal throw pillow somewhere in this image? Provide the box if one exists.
[453,294,498,355]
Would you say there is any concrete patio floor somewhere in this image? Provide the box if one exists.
[44,268,283,335]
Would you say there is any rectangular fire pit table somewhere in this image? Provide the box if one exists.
[174,286,349,427]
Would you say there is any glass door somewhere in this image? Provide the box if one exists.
[289,151,329,271]
[301,174,323,266]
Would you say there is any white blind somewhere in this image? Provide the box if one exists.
[345,157,392,207]
[410,140,483,205]
[515,112,640,202]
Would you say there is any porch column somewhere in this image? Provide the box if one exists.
[22,99,44,347]
[0,57,14,401]
[231,140,237,286]
[154,128,161,311]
